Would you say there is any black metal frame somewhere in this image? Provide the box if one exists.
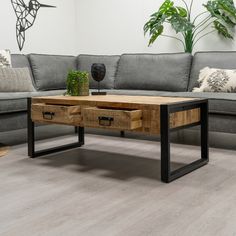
[160,99,209,183]
[27,98,84,158]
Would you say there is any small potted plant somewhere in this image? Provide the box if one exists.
[66,70,89,96]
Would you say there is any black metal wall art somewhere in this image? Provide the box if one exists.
[11,0,56,51]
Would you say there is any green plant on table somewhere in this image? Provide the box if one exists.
[144,0,236,53]
[66,70,89,96]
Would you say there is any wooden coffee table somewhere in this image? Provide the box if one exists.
[27,95,209,183]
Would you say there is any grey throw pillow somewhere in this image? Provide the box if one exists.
[0,67,35,92]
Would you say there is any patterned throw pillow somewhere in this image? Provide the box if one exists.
[0,67,35,92]
[193,67,236,93]
[0,49,12,68]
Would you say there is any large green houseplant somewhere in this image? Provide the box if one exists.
[144,0,236,53]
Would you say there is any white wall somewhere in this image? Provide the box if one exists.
[2,0,236,55]
[0,0,77,55]
[75,0,236,55]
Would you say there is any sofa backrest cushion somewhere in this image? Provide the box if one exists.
[77,55,120,89]
[189,51,236,91]
[115,53,192,91]
[28,54,77,91]
[11,54,34,78]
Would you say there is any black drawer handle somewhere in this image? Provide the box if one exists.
[98,116,114,126]
[42,111,55,120]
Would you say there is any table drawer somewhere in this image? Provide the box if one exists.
[31,103,81,125]
[83,107,142,130]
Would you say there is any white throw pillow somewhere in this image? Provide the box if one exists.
[0,49,12,68]
[0,67,35,92]
[193,67,236,93]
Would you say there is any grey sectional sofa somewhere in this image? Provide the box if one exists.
[1,52,236,142]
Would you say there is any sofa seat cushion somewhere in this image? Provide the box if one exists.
[0,90,66,114]
[78,55,120,89]
[100,90,236,116]
[115,53,192,92]
[161,92,236,116]
[93,89,169,96]
[28,54,77,91]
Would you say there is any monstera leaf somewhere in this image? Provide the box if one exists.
[214,20,234,38]
[144,0,193,46]
[148,25,164,46]
[169,15,194,33]
[158,0,177,16]
[204,0,236,38]
[205,0,236,24]
[176,7,188,17]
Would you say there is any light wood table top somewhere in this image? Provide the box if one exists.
[32,95,201,110]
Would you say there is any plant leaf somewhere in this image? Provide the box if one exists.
[169,15,194,33]
[159,0,174,14]
[144,14,166,35]
[204,0,236,38]
[148,25,164,46]
[176,6,188,17]
[204,0,235,21]
[214,20,234,38]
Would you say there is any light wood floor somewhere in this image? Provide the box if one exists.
[1,130,236,236]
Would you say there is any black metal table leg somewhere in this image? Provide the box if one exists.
[160,100,209,183]
[200,101,209,161]
[27,97,35,157]
[78,127,84,145]
[74,127,78,133]
[160,105,171,183]
[120,131,125,138]
[27,98,85,158]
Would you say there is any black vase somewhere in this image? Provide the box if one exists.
[91,63,107,95]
